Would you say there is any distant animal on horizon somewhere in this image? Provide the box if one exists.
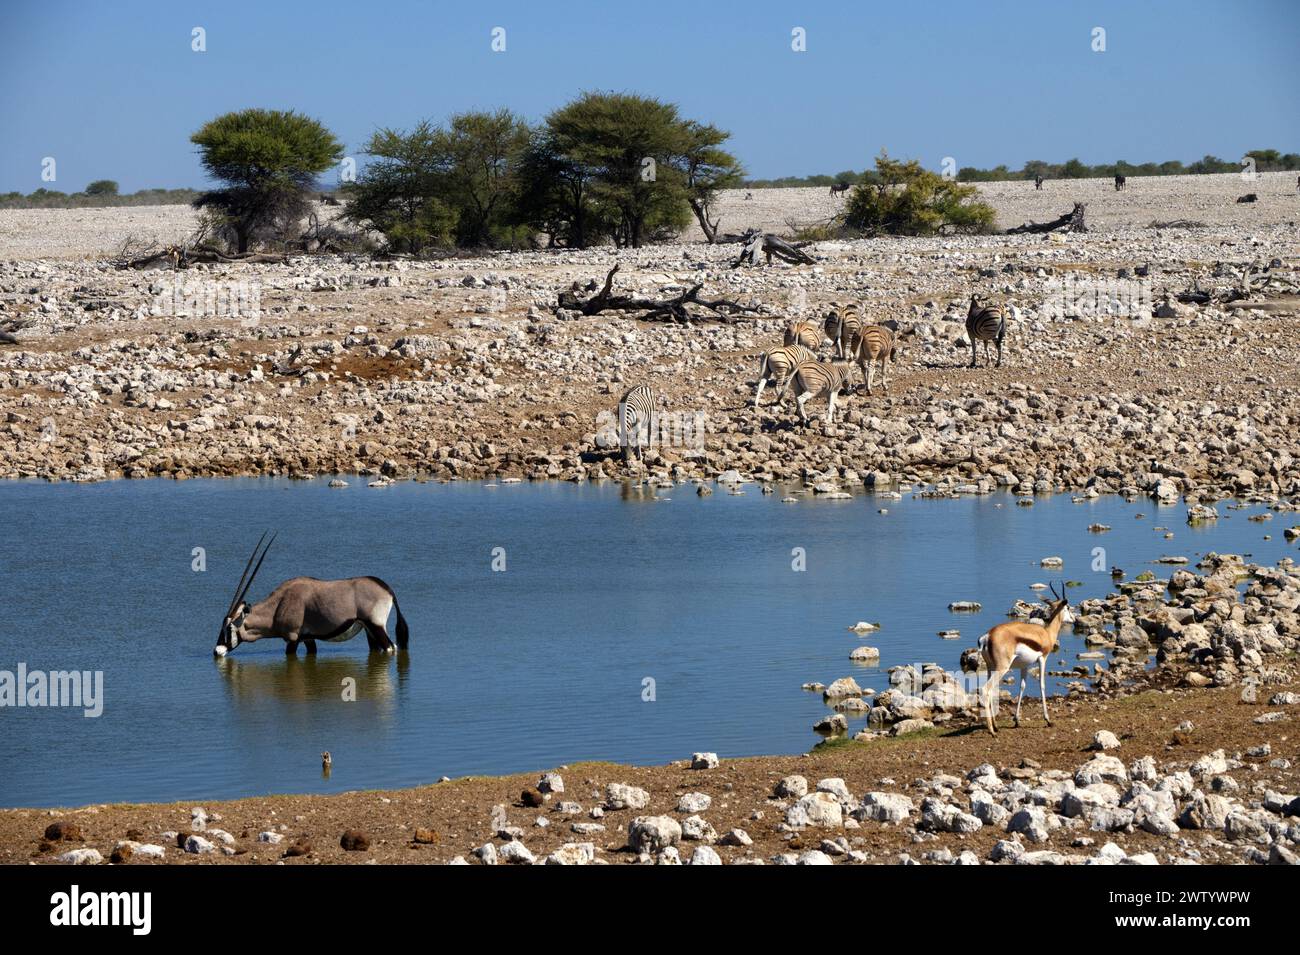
[783,319,823,350]
[829,182,851,196]
[1034,174,1044,190]
[1114,174,1127,191]
[215,534,409,657]
[965,295,1009,368]
[851,323,896,394]
[617,384,657,463]
[754,343,816,408]
[978,582,1074,735]
[777,358,853,424]
[1236,193,1258,203]
[744,191,754,201]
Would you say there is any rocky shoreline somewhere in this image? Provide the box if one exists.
[4,552,1298,865]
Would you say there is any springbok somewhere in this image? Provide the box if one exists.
[214,534,409,657]
[978,582,1073,735]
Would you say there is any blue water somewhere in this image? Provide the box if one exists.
[0,478,1292,808]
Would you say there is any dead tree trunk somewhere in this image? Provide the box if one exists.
[1006,202,1088,235]
[689,198,721,244]
[556,264,762,323]
[732,230,816,266]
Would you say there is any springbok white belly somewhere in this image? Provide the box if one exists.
[1010,645,1045,670]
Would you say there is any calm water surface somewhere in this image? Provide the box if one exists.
[0,478,1293,808]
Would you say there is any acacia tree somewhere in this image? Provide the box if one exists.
[438,109,531,247]
[671,120,744,243]
[513,129,607,248]
[344,110,530,253]
[343,121,457,255]
[191,109,343,253]
[517,93,739,248]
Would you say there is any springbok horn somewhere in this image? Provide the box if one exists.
[226,532,268,618]
[234,532,277,611]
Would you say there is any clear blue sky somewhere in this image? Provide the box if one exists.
[1,0,1297,192]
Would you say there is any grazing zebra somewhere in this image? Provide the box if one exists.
[1034,175,1044,190]
[852,324,896,395]
[823,302,863,358]
[783,319,822,350]
[618,385,656,462]
[754,344,816,408]
[965,295,1008,368]
[1114,174,1127,191]
[777,359,853,424]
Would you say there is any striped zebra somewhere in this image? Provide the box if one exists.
[823,302,863,358]
[754,344,816,408]
[618,385,656,462]
[777,359,853,424]
[965,295,1007,368]
[852,324,896,394]
[783,320,822,350]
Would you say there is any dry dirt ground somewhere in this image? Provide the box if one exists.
[2,667,1295,865]
[1,173,1298,493]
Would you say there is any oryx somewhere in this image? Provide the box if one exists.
[215,533,410,657]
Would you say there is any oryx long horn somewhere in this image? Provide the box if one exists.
[227,532,274,616]
[226,532,267,617]
[235,532,276,610]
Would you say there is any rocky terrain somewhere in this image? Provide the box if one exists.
[4,552,1298,865]
[0,172,1297,500]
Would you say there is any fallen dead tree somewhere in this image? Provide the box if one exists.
[731,229,816,267]
[116,243,288,270]
[556,264,763,323]
[1006,202,1088,235]
[1171,260,1297,306]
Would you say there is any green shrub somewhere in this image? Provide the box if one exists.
[844,154,995,236]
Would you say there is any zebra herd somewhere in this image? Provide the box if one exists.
[750,302,898,423]
[615,294,1012,457]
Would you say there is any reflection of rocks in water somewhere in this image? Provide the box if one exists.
[215,653,407,713]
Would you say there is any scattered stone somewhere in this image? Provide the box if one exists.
[340,829,371,851]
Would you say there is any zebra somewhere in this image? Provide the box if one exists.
[618,385,656,463]
[776,358,853,424]
[783,319,822,350]
[852,324,896,395]
[1114,174,1127,191]
[823,302,863,358]
[1034,175,1044,191]
[965,295,1008,368]
[754,344,816,408]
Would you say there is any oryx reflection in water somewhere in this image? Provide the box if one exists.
[215,533,410,657]
[214,653,406,708]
